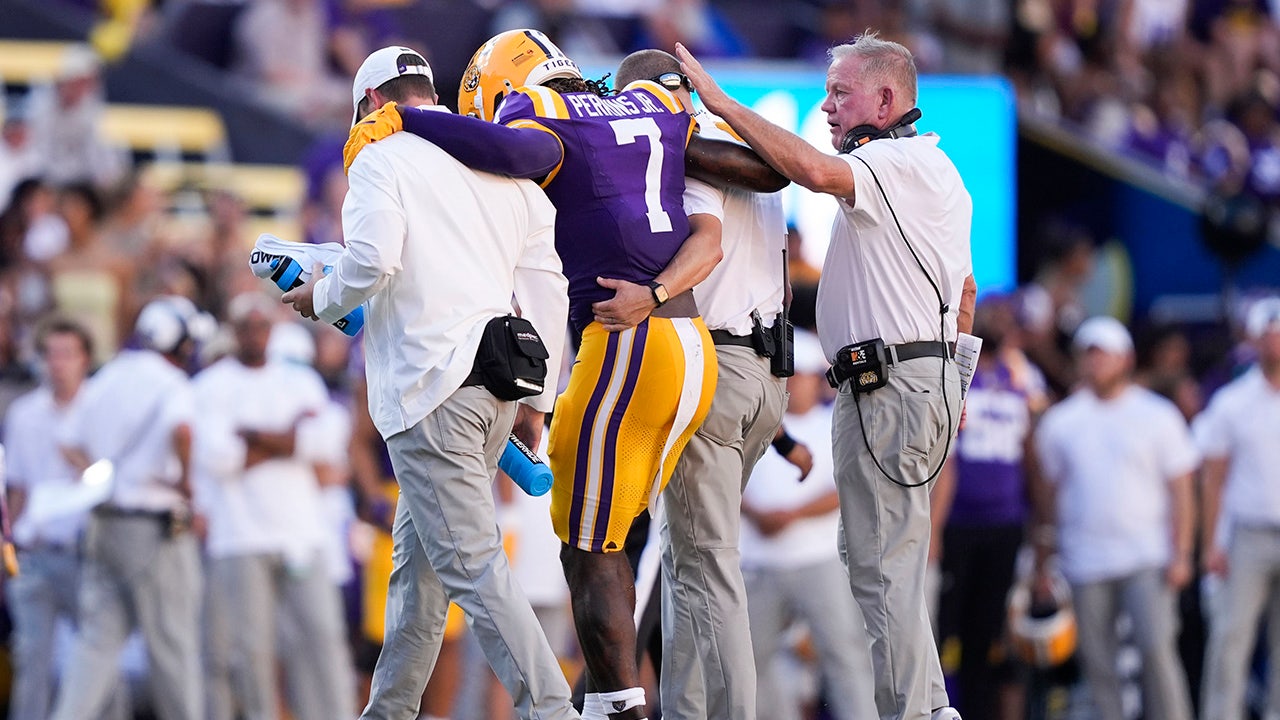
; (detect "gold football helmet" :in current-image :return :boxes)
[1007,566,1078,669]
[458,29,581,121]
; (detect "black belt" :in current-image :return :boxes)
[462,369,485,387]
[17,540,78,555]
[93,505,170,522]
[708,329,755,348]
[885,340,952,365]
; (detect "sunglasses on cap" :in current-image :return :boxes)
[650,71,692,92]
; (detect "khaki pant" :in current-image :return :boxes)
[1072,567,1192,720]
[831,356,959,720]
[363,386,577,720]
[1201,524,1280,720]
[49,513,203,720]
[659,345,785,720]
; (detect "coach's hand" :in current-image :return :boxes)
[675,43,731,116]
[592,277,655,332]
[344,102,404,173]
[282,262,323,320]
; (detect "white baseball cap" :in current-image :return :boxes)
[351,46,434,126]
[1072,316,1133,355]
[1246,297,1280,339]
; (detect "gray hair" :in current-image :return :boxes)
[829,31,918,106]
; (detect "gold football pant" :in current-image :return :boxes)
[549,317,717,553]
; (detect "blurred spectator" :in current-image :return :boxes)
[230,0,352,129]
[1196,297,1280,720]
[46,183,136,365]
[639,0,748,58]
[192,293,355,720]
[1226,89,1280,204]
[3,179,69,269]
[183,189,260,317]
[492,0,648,58]
[1135,323,1203,421]
[929,296,1049,720]
[1195,0,1280,113]
[1019,222,1096,396]
[1123,55,1199,178]
[25,44,127,189]
[784,224,822,289]
[1031,316,1197,720]
[49,296,207,720]
[100,172,165,260]
[739,330,875,720]
[300,135,348,246]
[0,100,41,210]
[930,0,1010,74]
[793,2,863,65]
[3,318,93,720]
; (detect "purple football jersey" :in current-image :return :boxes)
[949,362,1035,527]
[497,85,694,331]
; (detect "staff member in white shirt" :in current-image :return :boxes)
[4,318,93,720]
[1197,298,1280,720]
[49,295,207,720]
[1032,316,1196,720]
[677,32,975,720]
[612,49,788,720]
[282,46,575,720]
[194,293,354,720]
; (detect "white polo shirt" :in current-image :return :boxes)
[1194,367,1280,530]
[4,386,85,547]
[740,404,841,569]
[815,133,973,360]
[314,106,569,439]
[192,357,332,566]
[682,114,787,336]
[1035,385,1198,584]
[59,350,195,512]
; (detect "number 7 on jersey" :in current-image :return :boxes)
[610,117,674,234]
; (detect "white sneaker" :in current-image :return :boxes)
[931,708,962,720]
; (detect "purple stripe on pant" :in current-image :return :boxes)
[568,331,620,549]
[590,320,649,552]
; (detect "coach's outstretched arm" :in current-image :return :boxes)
[676,43,857,201]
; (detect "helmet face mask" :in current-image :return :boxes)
[458,29,582,121]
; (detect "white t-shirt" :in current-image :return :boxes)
[59,350,194,512]
[1194,367,1280,531]
[816,134,973,360]
[681,114,787,336]
[4,386,85,546]
[1035,385,1198,584]
[192,357,332,566]
[315,113,569,439]
[740,404,841,569]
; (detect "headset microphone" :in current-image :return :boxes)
[839,107,923,154]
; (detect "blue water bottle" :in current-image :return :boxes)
[270,257,365,337]
[500,434,554,496]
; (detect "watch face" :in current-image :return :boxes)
[653,283,669,304]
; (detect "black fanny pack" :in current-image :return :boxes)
[473,315,550,401]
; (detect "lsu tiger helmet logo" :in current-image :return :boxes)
[457,29,582,122]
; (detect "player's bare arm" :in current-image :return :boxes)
[676,43,855,199]
[685,134,789,193]
[592,212,723,331]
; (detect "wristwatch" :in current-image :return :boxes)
[648,281,669,307]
